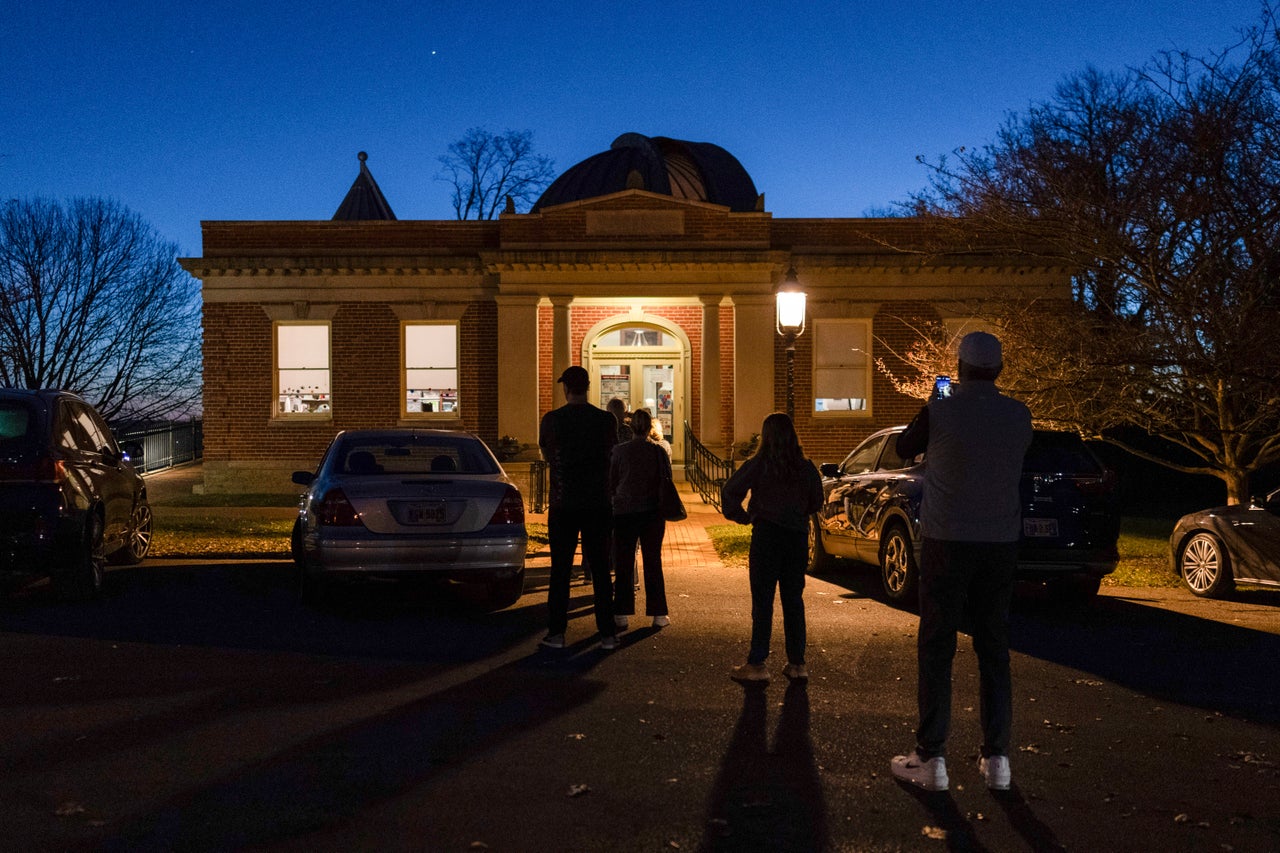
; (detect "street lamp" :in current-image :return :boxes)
[775,265,806,421]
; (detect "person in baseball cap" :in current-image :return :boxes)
[957,331,1003,370]
[889,329,1032,794]
[539,363,620,650]
[556,365,590,393]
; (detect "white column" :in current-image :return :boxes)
[550,296,572,386]
[699,295,722,450]
[496,295,541,443]
[732,294,776,443]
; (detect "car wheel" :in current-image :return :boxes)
[290,518,305,566]
[1180,532,1234,598]
[56,513,106,600]
[879,523,917,605]
[487,570,525,609]
[110,501,152,565]
[807,514,834,574]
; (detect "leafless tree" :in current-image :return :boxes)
[0,197,201,423]
[438,128,556,219]
[904,4,1280,503]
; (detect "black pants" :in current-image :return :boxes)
[547,504,614,637]
[916,537,1017,760]
[612,509,668,616]
[747,520,808,666]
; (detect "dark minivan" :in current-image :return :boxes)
[0,389,152,597]
[809,427,1120,604]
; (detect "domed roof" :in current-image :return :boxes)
[532,133,760,213]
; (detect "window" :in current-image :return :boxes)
[277,323,331,415]
[404,323,459,416]
[813,319,871,415]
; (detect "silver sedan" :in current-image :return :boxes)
[291,429,527,607]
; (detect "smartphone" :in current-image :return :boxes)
[933,375,952,398]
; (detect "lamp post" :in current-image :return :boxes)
[775,265,806,421]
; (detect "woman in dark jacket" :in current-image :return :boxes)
[609,408,672,629]
[720,412,824,683]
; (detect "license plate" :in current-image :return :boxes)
[405,501,448,525]
[1023,518,1059,538]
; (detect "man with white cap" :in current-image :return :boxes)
[890,331,1033,793]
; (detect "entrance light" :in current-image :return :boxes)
[775,266,806,420]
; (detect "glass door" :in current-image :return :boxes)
[590,323,684,460]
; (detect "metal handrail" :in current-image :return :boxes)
[528,459,549,513]
[683,420,735,510]
[115,419,203,474]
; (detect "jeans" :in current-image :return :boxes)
[747,520,808,666]
[547,504,615,637]
[612,509,668,616]
[916,537,1017,759]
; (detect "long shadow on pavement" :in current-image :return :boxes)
[95,648,610,851]
[812,559,1280,727]
[700,681,826,852]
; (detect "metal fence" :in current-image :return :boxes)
[527,459,549,513]
[683,420,735,510]
[115,419,204,474]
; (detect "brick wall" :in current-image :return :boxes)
[202,299,498,491]
[771,300,943,465]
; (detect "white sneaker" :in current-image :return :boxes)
[600,634,618,650]
[891,750,949,791]
[652,615,670,627]
[540,633,565,649]
[979,755,1011,790]
[614,615,629,629]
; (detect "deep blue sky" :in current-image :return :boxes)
[1,1,1267,256]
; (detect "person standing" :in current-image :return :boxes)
[720,412,823,684]
[539,365,620,650]
[889,331,1033,792]
[606,397,635,443]
[609,408,671,630]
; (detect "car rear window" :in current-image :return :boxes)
[1024,432,1104,476]
[0,402,35,447]
[336,436,500,476]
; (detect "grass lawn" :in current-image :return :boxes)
[707,517,1180,588]
[148,513,550,560]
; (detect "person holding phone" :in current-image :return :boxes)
[889,332,1032,793]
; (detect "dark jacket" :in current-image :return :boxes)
[721,454,824,532]
[539,402,619,511]
[609,438,671,515]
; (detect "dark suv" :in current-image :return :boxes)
[0,389,152,597]
[809,427,1120,604]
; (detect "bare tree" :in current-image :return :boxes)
[905,5,1280,503]
[438,128,556,219]
[0,197,201,423]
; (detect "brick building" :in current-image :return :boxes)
[180,135,1066,493]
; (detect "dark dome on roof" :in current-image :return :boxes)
[532,133,760,212]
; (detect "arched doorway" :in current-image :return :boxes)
[585,318,689,462]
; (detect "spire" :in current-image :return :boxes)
[333,151,397,221]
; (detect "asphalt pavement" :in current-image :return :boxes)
[0,464,1274,851]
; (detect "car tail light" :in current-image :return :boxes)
[488,486,525,525]
[1074,469,1118,497]
[1,456,66,483]
[316,488,364,527]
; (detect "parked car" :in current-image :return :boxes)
[1169,488,1280,598]
[0,389,152,598]
[291,428,527,607]
[808,426,1121,604]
